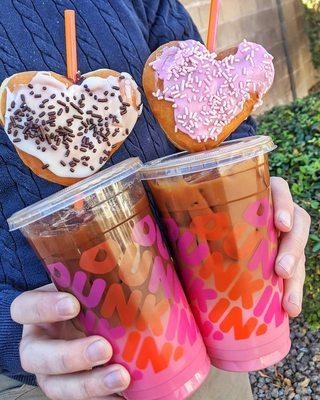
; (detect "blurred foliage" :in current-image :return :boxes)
[258,93,320,329]
[301,0,320,69]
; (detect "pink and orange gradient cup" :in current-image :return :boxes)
[142,136,291,372]
[8,158,210,400]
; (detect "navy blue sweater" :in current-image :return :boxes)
[0,0,256,385]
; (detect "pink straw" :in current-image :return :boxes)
[206,0,220,52]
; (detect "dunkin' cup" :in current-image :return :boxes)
[8,158,210,400]
[141,136,291,372]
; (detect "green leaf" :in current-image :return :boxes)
[313,242,320,252]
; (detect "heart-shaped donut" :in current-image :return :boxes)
[143,39,274,152]
[0,69,142,186]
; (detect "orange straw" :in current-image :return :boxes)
[206,0,220,52]
[64,10,78,82]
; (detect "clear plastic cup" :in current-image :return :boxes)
[8,158,210,400]
[141,136,291,372]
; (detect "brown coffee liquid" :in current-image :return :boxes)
[148,155,272,272]
[24,191,156,328]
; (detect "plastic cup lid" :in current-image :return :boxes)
[8,158,143,231]
[140,136,276,180]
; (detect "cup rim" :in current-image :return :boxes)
[140,135,276,180]
[7,158,142,231]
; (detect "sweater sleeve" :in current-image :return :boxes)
[0,286,36,385]
[0,286,24,377]
[143,0,202,51]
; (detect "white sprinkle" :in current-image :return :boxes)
[152,89,161,97]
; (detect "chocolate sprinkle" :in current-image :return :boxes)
[70,102,84,115]
[60,160,66,166]
[42,164,49,169]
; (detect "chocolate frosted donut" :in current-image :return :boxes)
[143,39,274,152]
[0,69,142,185]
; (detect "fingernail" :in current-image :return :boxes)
[278,254,295,276]
[289,293,301,308]
[278,211,292,228]
[56,297,77,317]
[104,368,127,390]
[86,340,110,365]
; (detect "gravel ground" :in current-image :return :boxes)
[250,314,320,400]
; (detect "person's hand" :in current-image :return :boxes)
[11,284,130,400]
[271,177,311,317]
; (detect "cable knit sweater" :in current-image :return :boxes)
[0,0,256,385]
